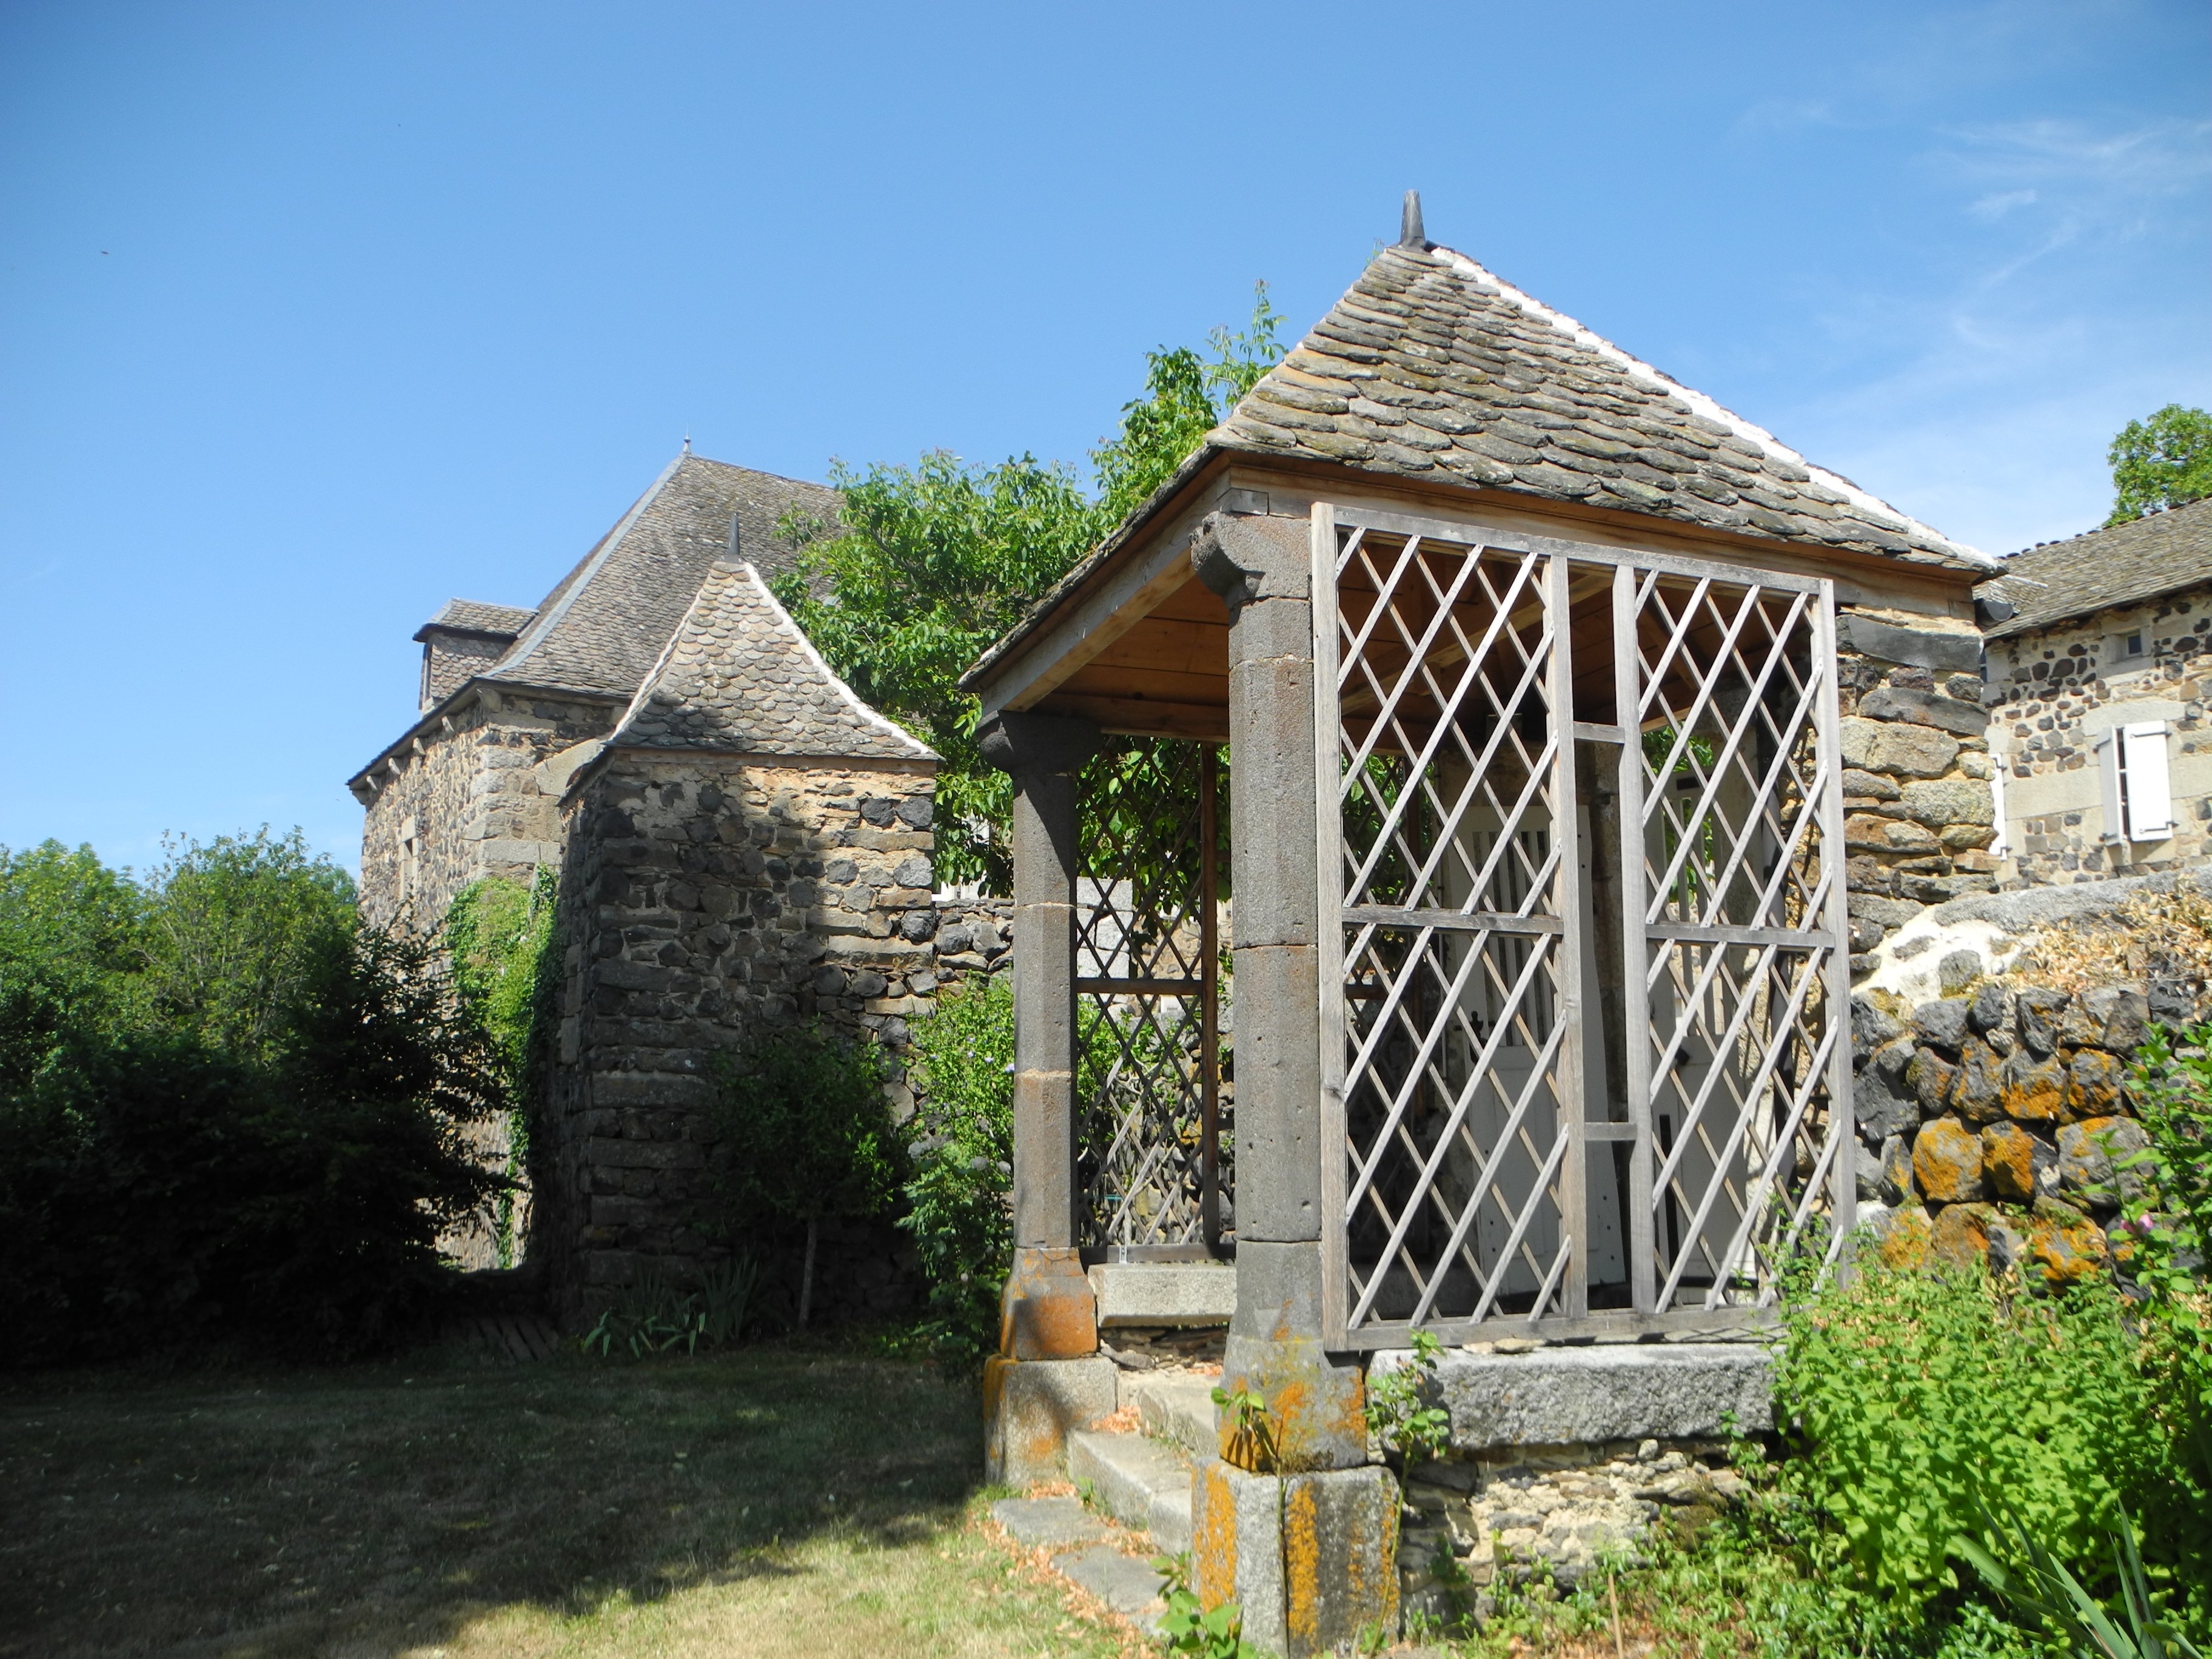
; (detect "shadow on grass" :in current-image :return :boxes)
[0,1334,999,1658]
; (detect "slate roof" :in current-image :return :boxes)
[1213,243,1992,571]
[1976,497,2212,640]
[415,598,535,640]
[609,560,935,762]
[488,453,841,698]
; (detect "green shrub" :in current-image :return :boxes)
[1776,1257,2195,1624]
[2125,1022,2212,1464]
[899,974,1014,1359]
[0,926,506,1362]
[444,869,556,1265]
[0,833,508,1364]
[706,1021,900,1328]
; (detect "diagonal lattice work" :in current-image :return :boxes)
[1074,737,1230,1253]
[1313,506,1853,1346]
[1625,568,1852,1313]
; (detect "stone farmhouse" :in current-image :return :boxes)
[1976,497,2212,886]
[348,452,999,1321]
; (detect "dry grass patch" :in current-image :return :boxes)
[0,1339,1128,1659]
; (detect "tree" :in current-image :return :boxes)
[2106,403,2212,526]
[773,285,1284,887]
[707,1022,900,1327]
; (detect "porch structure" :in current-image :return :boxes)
[965,198,1994,1653]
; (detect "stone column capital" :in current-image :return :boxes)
[976,709,1106,780]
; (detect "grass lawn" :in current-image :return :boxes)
[0,1339,1136,1659]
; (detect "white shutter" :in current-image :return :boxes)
[1989,759,2009,857]
[2097,731,2122,844]
[2122,722,2175,840]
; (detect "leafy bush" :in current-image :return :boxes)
[899,974,1014,1358]
[2125,1021,2212,1472]
[0,833,509,1364]
[706,1021,900,1327]
[444,869,556,1265]
[1776,1256,2203,1630]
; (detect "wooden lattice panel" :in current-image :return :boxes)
[1313,504,1852,1346]
[1074,738,1228,1253]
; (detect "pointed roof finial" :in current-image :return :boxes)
[1399,190,1427,250]
[682,432,692,454]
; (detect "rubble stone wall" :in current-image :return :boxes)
[357,688,620,933]
[1985,585,2212,886]
[538,748,1011,1324]
[1834,608,2001,969]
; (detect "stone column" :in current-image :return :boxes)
[976,710,1115,1486]
[1190,511,1396,1656]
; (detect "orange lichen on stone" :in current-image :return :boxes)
[2025,1198,2109,1287]
[1999,1052,2066,1124]
[1981,1122,2039,1202]
[2066,1050,2125,1121]
[1930,1202,1997,1270]
[1876,1206,1932,1268]
[1191,1462,1238,1613]
[1914,1117,1986,1203]
[1282,1476,1321,1646]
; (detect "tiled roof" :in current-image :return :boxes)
[1976,497,2212,640]
[416,598,535,640]
[609,560,936,762]
[489,453,842,697]
[1213,243,1994,571]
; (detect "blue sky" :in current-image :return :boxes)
[2,1,2206,874]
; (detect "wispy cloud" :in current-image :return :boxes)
[1968,188,2036,221]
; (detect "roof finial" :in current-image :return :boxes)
[1399,189,1427,250]
[682,431,692,454]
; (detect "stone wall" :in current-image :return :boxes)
[356,687,620,932]
[1985,585,2212,886]
[538,747,1011,1324]
[1842,873,2207,1287]
[1835,608,2000,969]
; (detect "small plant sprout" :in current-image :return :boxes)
[1210,1384,1279,1475]
[1365,1328,1452,1473]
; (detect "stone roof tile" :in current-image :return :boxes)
[488,454,841,697]
[609,561,935,763]
[1977,496,2212,638]
[1211,244,1992,572]
[419,598,535,638]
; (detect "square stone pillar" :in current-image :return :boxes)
[1190,509,1389,1654]
[977,711,1109,1484]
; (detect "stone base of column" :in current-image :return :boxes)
[982,1354,1116,1487]
[1193,1458,1400,1657]
[1221,1241,1367,1470]
[999,1245,1098,1359]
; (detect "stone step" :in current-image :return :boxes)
[1123,1373,1217,1463]
[1067,1429,1193,1554]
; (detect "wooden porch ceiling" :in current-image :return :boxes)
[1028,572,1233,742]
[1022,547,1812,746]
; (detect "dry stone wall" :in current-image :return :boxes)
[539,749,1011,1324]
[1985,586,2212,885]
[1845,874,2202,1287]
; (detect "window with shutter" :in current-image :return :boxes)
[2121,722,2174,840]
[2096,722,2174,845]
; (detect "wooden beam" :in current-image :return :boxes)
[1034,692,1232,743]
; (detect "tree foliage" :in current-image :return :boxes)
[707,1021,900,1325]
[2107,403,2212,526]
[0,833,507,1363]
[773,286,1283,886]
